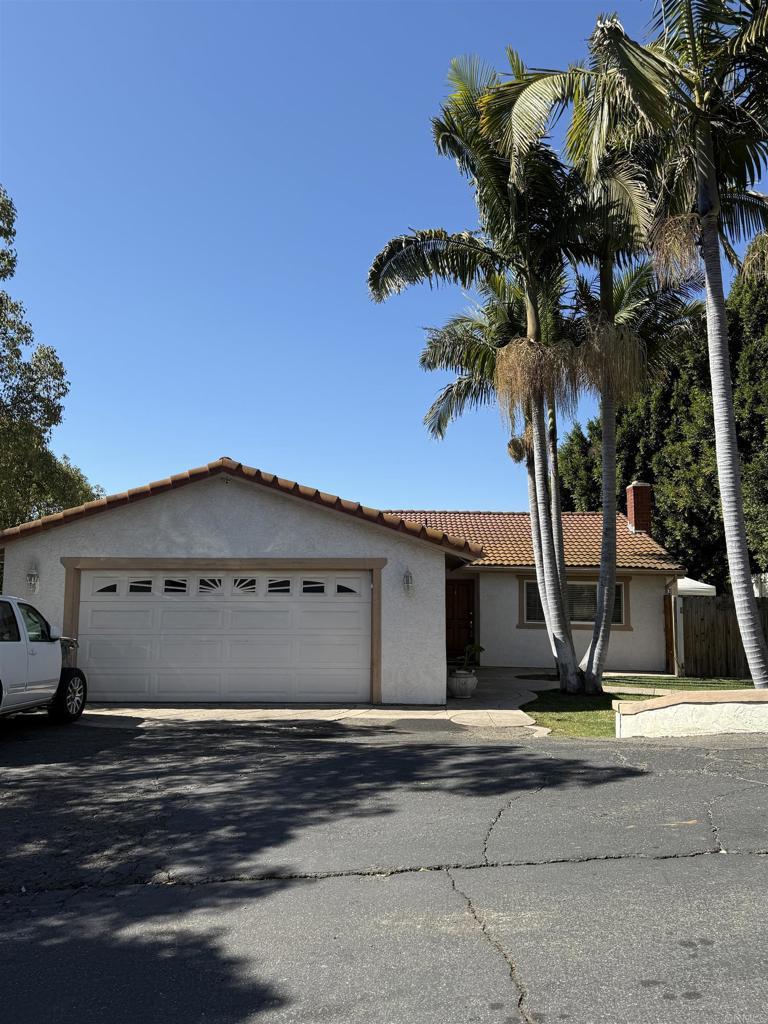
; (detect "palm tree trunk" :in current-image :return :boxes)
[700,216,768,688]
[526,447,556,659]
[547,397,570,619]
[696,123,768,688]
[581,255,618,693]
[530,394,580,692]
[582,373,615,693]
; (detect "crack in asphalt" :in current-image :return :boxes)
[482,786,546,865]
[706,797,730,854]
[5,844,767,903]
[446,867,534,1024]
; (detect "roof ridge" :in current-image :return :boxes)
[388,509,530,516]
[0,457,484,560]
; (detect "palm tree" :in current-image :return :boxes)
[418,273,573,662]
[572,261,704,686]
[480,1,768,686]
[421,261,703,691]
[368,58,585,690]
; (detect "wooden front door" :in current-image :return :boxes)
[446,579,476,659]
[663,593,675,675]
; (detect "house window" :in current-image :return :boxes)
[302,579,325,594]
[267,578,291,595]
[233,577,257,594]
[524,580,624,626]
[128,579,152,594]
[163,578,188,594]
[198,577,222,594]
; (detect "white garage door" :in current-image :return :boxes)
[78,569,371,703]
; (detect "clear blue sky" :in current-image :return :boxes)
[2,1,657,510]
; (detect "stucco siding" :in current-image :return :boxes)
[475,570,668,673]
[1,476,448,704]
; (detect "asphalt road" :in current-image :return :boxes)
[2,711,767,1024]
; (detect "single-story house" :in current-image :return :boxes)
[0,458,683,705]
[392,478,682,675]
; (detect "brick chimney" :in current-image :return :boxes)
[626,480,652,534]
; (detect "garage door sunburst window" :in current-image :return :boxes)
[198,577,223,594]
[233,577,257,594]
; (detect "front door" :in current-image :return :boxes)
[446,579,475,659]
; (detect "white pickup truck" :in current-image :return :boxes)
[0,595,87,722]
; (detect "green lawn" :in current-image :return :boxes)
[522,690,649,738]
[523,676,756,738]
[605,675,751,691]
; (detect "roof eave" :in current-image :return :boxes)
[0,459,484,561]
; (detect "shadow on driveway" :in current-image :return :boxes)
[1,712,641,1023]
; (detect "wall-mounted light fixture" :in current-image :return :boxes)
[26,566,39,593]
[402,568,414,593]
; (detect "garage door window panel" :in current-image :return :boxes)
[336,577,361,595]
[198,577,223,595]
[163,578,188,595]
[233,577,258,595]
[267,578,291,595]
[94,578,120,595]
[301,579,326,595]
[128,579,153,594]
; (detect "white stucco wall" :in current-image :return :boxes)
[1,476,449,704]
[473,570,669,673]
[616,693,768,738]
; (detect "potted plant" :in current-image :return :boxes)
[447,643,485,698]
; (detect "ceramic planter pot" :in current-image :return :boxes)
[447,669,478,699]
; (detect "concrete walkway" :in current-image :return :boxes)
[85,667,556,733]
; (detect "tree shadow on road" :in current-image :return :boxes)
[0,713,642,1023]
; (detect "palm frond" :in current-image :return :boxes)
[419,317,499,379]
[719,188,768,243]
[592,15,687,122]
[368,230,505,301]
[423,374,496,440]
[479,67,583,158]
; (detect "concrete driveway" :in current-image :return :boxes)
[2,711,768,1024]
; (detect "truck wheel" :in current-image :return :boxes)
[48,669,87,723]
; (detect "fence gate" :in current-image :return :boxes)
[682,595,768,678]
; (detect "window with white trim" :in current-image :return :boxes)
[198,577,223,594]
[524,580,625,626]
[267,578,291,595]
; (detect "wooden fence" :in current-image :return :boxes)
[682,595,768,678]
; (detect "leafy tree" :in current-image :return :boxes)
[481,0,768,685]
[0,185,100,536]
[560,257,768,591]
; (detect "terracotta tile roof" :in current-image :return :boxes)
[386,510,683,573]
[0,458,483,560]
